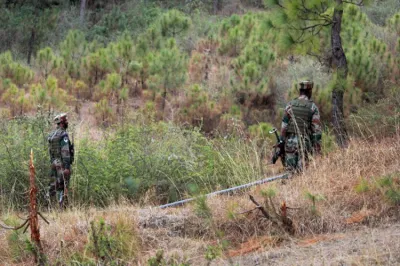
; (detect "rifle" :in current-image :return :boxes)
[269,128,285,166]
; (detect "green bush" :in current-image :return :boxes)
[0,112,267,210]
[348,87,400,139]
[0,112,51,210]
[72,121,264,206]
[85,217,139,265]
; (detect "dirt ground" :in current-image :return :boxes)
[211,223,400,266]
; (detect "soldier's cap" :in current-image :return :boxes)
[299,80,313,90]
[54,113,68,124]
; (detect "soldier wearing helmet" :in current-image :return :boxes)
[47,113,74,206]
[280,80,322,172]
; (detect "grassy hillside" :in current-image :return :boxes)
[0,0,399,264]
[0,135,399,265]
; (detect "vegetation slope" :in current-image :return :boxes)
[0,0,399,265]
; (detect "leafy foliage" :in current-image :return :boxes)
[0,0,399,213]
[86,217,139,265]
[149,38,188,113]
[159,9,191,37]
[304,190,326,215]
[348,86,400,138]
[1,82,31,116]
[0,52,33,86]
[0,113,51,209]
[60,30,88,79]
[30,76,69,112]
[36,47,62,79]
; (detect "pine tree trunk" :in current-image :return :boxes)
[213,0,219,14]
[331,0,349,148]
[27,27,36,65]
[80,0,86,25]
[162,86,167,117]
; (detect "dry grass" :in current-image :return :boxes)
[0,135,399,265]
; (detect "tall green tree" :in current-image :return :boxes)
[37,47,62,79]
[1,82,31,116]
[113,34,142,87]
[30,75,68,112]
[388,12,400,34]
[104,72,122,104]
[149,38,188,115]
[265,0,372,147]
[233,42,275,93]
[83,47,114,93]
[159,9,191,38]
[0,0,60,64]
[60,30,88,79]
[0,51,33,86]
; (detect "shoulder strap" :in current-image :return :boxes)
[48,129,60,141]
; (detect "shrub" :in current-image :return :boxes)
[348,87,400,139]
[70,121,266,206]
[0,52,33,87]
[86,217,139,264]
[0,113,51,210]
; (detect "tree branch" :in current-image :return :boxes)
[295,21,332,32]
[298,0,333,22]
[0,218,29,231]
[38,212,50,225]
[249,195,271,219]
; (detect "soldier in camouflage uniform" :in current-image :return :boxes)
[47,113,74,207]
[280,81,322,172]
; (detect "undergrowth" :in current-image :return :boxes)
[0,113,266,211]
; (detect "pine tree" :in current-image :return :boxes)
[83,47,114,96]
[219,14,249,56]
[95,98,114,126]
[233,41,275,93]
[37,47,62,79]
[114,34,142,87]
[265,0,373,147]
[104,72,122,104]
[60,30,88,79]
[1,83,31,116]
[388,12,400,35]
[30,75,68,112]
[0,52,33,87]
[3,0,60,64]
[159,9,191,38]
[149,38,188,116]
[136,37,151,90]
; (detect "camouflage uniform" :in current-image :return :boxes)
[281,90,322,172]
[47,114,73,203]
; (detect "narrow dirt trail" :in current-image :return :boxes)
[212,223,400,266]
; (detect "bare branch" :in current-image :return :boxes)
[295,22,332,32]
[249,195,271,219]
[38,212,50,225]
[0,218,29,231]
[23,223,30,234]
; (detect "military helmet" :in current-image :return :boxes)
[54,113,68,124]
[299,80,313,90]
